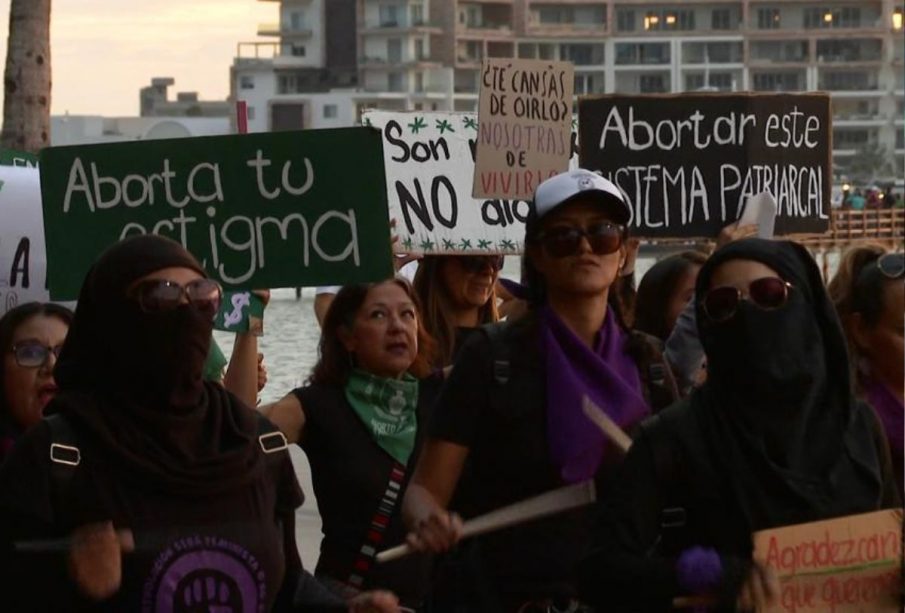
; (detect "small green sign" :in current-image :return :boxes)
[39,128,394,300]
[0,148,39,167]
[214,290,266,335]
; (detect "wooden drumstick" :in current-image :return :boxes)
[377,479,596,564]
[582,395,633,453]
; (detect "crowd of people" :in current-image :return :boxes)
[0,168,901,612]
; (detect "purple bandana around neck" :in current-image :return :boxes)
[862,373,904,460]
[541,305,650,483]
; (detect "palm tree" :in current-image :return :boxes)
[1,0,51,153]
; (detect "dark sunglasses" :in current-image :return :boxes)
[703,277,793,323]
[9,341,63,368]
[876,253,904,279]
[535,222,625,259]
[128,278,223,316]
[458,255,504,274]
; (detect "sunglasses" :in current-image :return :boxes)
[458,255,504,274]
[876,253,904,279]
[9,341,63,368]
[535,222,624,259]
[703,277,793,323]
[128,278,223,316]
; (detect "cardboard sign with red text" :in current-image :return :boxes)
[753,508,903,613]
[473,58,573,200]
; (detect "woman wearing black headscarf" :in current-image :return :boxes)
[578,238,900,611]
[0,235,397,612]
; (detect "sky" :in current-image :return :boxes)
[0,0,275,116]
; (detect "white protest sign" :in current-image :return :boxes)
[365,110,577,255]
[0,166,51,315]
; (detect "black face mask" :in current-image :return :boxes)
[109,301,213,410]
[703,292,825,412]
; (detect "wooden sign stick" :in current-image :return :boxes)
[376,479,596,564]
[582,396,633,453]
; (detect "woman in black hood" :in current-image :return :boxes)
[578,238,900,611]
[0,235,398,612]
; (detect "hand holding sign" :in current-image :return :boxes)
[214,291,266,336]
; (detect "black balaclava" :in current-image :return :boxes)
[691,238,884,529]
[52,235,263,496]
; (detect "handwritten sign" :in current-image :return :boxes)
[473,58,574,200]
[0,149,39,168]
[214,290,265,335]
[579,93,832,238]
[39,128,394,300]
[365,111,578,254]
[0,166,51,315]
[753,508,903,613]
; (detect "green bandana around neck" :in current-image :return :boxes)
[344,369,419,465]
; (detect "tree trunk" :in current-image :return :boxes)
[1,0,51,153]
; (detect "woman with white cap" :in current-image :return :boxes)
[400,169,679,611]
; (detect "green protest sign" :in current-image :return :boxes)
[0,149,39,168]
[215,290,266,335]
[39,128,394,300]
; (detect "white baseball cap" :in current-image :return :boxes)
[532,169,630,224]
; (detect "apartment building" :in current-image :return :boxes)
[231,0,904,177]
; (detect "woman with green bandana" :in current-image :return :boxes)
[265,278,439,609]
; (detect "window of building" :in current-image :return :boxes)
[290,11,305,31]
[643,9,695,31]
[411,3,424,25]
[323,104,338,119]
[616,42,670,65]
[380,5,399,27]
[820,71,874,90]
[575,73,604,95]
[894,9,904,30]
[752,72,802,91]
[246,106,256,121]
[686,72,734,90]
[291,44,306,57]
[711,8,732,30]
[640,74,668,93]
[896,130,904,149]
[387,39,402,63]
[757,8,780,29]
[560,44,602,66]
[239,75,254,90]
[834,129,872,147]
[617,9,636,32]
[414,39,425,60]
[538,43,556,60]
[817,39,882,63]
[519,43,537,59]
[804,7,861,29]
[388,72,403,92]
[414,72,424,92]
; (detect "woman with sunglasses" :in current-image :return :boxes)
[0,302,73,463]
[412,255,501,370]
[264,278,438,610]
[829,247,904,498]
[0,235,398,612]
[401,169,678,611]
[578,238,900,612]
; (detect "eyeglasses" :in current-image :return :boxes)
[877,253,904,279]
[535,222,624,259]
[703,277,793,323]
[10,341,63,368]
[128,278,222,316]
[458,255,504,274]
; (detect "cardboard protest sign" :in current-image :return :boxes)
[753,508,903,613]
[214,290,265,336]
[473,58,574,200]
[0,149,39,168]
[39,128,394,300]
[579,93,832,238]
[365,110,578,254]
[0,166,51,315]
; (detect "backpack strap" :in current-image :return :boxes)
[639,412,690,558]
[627,331,680,413]
[45,414,82,522]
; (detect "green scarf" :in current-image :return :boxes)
[345,369,419,465]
